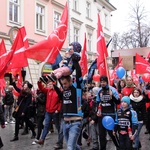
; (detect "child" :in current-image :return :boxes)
[48,42,82,81]
[113,96,138,150]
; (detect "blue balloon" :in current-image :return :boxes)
[116,67,126,79]
[102,116,114,130]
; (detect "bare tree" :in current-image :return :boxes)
[112,0,150,50]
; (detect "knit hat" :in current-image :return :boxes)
[121,96,130,105]
[27,82,33,89]
[100,75,108,83]
[23,81,33,89]
[70,42,82,53]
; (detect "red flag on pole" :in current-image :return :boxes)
[0,78,6,96]
[25,3,68,64]
[96,14,108,76]
[80,33,88,76]
[0,48,15,78]
[0,39,7,65]
[135,53,150,74]
[8,26,29,69]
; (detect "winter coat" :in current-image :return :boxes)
[38,82,61,113]
[130,94,147,123]
[36,91,46,116]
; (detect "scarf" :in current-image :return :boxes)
[130,94,143,102]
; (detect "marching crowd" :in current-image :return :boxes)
[0,42,150,150]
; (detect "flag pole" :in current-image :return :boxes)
[27,65,35,90]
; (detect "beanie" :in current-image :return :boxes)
[100,75,108,83]
[70,42,82,53]
[27,82,33,89]
[121,96,130,105]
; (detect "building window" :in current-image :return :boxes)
[74,27,79,42]
[9,0,20,24]
[87,33,92,52]
[86,1,91,18]
[36,4,45,32]
[54,11,61,29]
[73,0,78,12]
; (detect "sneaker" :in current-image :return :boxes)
[53,144,63,149]
[5,122,8,125]
[9,121,15,124]
[32,141,36,145]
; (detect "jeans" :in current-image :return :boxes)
[56,118,64,146]
[133,122,143,148]
[41,112,60,140]
[90,122,99,149]
[4,105,13,122]
[63,120,82,150]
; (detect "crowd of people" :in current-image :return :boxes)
[0,42,150,150]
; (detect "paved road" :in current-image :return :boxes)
[0,123,150,150]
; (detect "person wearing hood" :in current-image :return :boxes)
[113,96,138,150]
[130,88,147,149]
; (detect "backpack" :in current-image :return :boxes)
[3,91,14,105]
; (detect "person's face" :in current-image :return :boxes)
[120,81,125,87]
[47,82,54,89]
[126,77,133,85]
[121,101,129,109]
[68,45,74,55]
[133,90,140,97]
[61,78,72,90]
[23,83,28,90]
[100,81,107,87]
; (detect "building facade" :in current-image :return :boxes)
[0,0,115,88]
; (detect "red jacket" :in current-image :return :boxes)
[38,81,62,113]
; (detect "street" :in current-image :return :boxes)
[0,123,150,150]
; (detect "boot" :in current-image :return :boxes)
[10,136,19,142]
[35,139,44,145]
[0,137,3,148]
[31,131,36,139]
[21,129,28,135]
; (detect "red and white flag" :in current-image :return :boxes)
[0,39,7,65]
[135,53,150,74]
[25,3,68,64]
[96,14,108,76]
[8,26,29,69]
[80,33,88,77]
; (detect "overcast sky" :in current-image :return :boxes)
[109,0,150,33]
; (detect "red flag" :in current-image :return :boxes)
[80,33,88,76]
[0,78,6,96]
[8,27,29,69]
[0,48,15,78]
[97,14,108,76]
[135,53,150,74]
[131,69,139,85]
[0,39,7,66]
[25,3,68,64]
[20,26,29,48]
[0,39,7,65]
